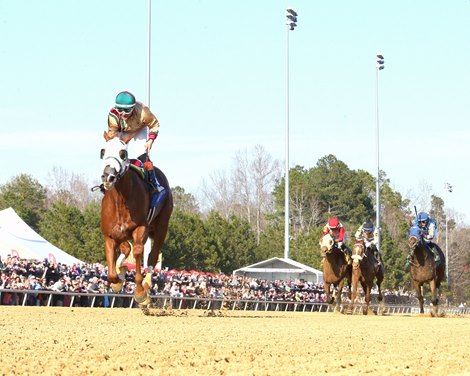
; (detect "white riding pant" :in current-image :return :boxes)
[127,127,149,159]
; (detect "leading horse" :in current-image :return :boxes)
[99,133,173,306]
[348,239,384,315]
[320,234,352,312]
[408,226,445,317]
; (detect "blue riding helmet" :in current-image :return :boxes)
[417,212,429,223]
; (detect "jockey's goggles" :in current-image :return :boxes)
[115,106,134,115]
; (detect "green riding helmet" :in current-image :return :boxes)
[115,91,136,112]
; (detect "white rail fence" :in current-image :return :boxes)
[1,288,469,316]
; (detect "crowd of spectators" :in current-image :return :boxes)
[0,254,421,308]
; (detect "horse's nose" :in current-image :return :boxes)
[101,174,116,183]
[102,166,117,183]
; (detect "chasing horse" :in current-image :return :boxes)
[98,132,173,306]
[408,225,445,317]
[319,233,352,312]
[348,239,384,315]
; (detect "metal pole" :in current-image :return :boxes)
[444,182,452,283]
[144,0,152,267]
[147,0,152,106]
[375,66,380,250]
[445,215,449,282]
[284,25,290,260]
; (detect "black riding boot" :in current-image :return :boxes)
[374,249,382,265]
[428,244,440,265]
[138,154,164,194]
[147,168,164,194]
[341,244,352,265]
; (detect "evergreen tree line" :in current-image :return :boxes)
[0,154,468,303]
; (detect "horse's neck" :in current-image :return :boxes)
[326,248,343,264]
[413,244,430,262]
[115,170,140,197]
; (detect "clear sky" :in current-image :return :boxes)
[1,1,469,224]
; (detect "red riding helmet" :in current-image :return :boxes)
[327,217,340,230]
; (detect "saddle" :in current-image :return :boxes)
[129,159,147,179]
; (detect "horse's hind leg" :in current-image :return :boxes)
[144,206,172,295]
[147,205,172,271]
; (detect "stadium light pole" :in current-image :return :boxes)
[444,182,453,283]
[284,8,298,260]
[375,54,384,251]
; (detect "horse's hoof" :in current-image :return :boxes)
[139,297,151,307]
[135,292,149,306]
[110,281,123,293]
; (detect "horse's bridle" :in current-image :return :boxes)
[351,242,365,268]
[101,140,130,190]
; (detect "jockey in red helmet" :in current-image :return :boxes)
[320,217,351,265]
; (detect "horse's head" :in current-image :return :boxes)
[319,233,335,257]
[351,240,365,269]
[100,134,130,190]
[408,225,423,254]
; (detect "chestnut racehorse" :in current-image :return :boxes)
[408,226,445,317]
[320,234,352,312]
[99,133,173,306]
[348,239,384,315]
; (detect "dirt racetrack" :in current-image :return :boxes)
[1,306,469,376]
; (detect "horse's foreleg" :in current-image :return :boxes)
[429,279,439,317]
[111,242,132,290]
[363,284,371,315]
[104,236,119,284]
[413,281,424,314]
[324,283,332,310]
[132,226,150,306]
[376,270,384,315]
[336,279,346,312]
[348,273,359,314]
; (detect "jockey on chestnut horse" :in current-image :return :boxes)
[96,91,173,306]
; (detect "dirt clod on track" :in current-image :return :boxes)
[2,306,469,375]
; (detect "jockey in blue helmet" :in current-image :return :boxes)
[406,211,440,268]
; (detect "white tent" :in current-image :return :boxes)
[233,257,323,284]
[0,207,83,265]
